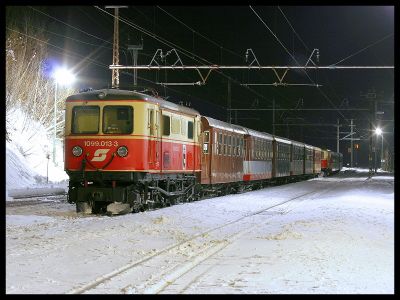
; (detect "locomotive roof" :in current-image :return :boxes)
[201,116,247,135]
[66,89,200,116]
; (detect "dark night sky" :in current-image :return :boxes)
[6,5,395,167]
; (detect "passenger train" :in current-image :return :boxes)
[64,89,343,214]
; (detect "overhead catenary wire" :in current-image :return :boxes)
[275,5,386,139]
[156,6,243,60]
[274,6,356,133]
[102,5,391,141]
[154,5,304,115]
[249,5,351,123]
[329,32,394,66]
[277,6,311,53]
[153,5,318,129]
[20,6,391,143]
[6,26,228,113]
[94,6,274,106]
[28,6,114,47]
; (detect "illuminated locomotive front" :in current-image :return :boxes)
[64,89,201,214]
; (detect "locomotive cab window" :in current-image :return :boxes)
[72,106,100,134]
[103,106,133,134]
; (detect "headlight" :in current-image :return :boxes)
[72,146,83,157]
[117,146,128,157]
[98,91,106,99]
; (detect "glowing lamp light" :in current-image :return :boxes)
[53,68,76,86]
[375,127,382,136]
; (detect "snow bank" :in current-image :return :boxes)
[6,108,68,193]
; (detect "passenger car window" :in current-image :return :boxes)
[218,132,222,155]
[148,109,155,136]
[171,117,181,134]
[188,121,194,139]
[181,119,187,135]
[162,115,170,136]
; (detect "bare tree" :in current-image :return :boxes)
[6,8,75,141]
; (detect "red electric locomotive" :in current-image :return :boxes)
[64,89,201,214]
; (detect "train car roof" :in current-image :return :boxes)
[201,116,247,135]
[304,144,314,149]
[291,140,304,147]
[273,135,292,144]
[66,89,200,116]
[245,128,274,140]
[313,146,322,151]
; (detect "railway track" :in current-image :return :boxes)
[67,179,344,294]
[6,194,67,207]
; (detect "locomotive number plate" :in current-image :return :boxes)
[83,140,119,147]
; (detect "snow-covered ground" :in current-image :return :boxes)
[5,108,394,294]
[6,169,394,294]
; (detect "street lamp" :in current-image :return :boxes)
[53,67,75,165]
[375,127,383,171]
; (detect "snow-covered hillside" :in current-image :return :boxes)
[6,108,68,197]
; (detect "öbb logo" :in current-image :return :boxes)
[91,149,110,162]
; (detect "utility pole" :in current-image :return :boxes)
[350,119,355,167]
[227,79,231,123]
[106,6,127,88]
[335,119,341,153]
[127,37,143,87]
[272,98,275,135]
[373,99,378,173]
[360,88,380,176]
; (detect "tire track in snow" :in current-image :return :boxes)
[68,180,345,294]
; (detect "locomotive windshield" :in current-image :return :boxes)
[103,106,133,134]
[72,106,99,134]
[71,105,133,134]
